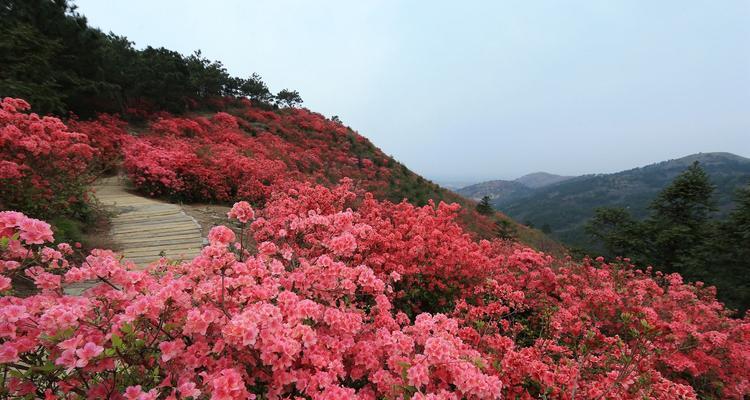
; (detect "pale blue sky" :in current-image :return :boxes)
[75,0,750,184]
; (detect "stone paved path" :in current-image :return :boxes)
[94,176,204,267]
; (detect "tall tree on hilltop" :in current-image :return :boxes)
[237,73,274,103]
[275,89,303,108]
[645,161,716,275]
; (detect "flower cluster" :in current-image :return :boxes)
[0,98,97,218]
[1,210,503,399]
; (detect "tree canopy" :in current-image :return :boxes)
[0,0,301,117]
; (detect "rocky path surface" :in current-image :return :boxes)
[93,176,204,267]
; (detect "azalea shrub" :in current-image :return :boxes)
[2,190,749,399]
[67,114,130,173]
[0,208,502,399]
[122,113,293,203]
[120,105,395,206]
[0,98,97,219]
[251,181,750,398]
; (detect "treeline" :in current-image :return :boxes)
[586,161,750,313]
[0,0,302,118]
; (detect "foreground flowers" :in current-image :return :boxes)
[2,187,749,399]
[0,209,502,399]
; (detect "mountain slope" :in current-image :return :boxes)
[515,172,574,188]
[498,152,750,248]
[456,172,571,203]
[456,180,533,202]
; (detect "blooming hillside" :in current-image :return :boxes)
[2,98,749,398]
[97,98,552,248]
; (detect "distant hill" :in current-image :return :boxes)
[484,152,750,248]
[457,172,571,203]
[515,172,574,189]
[456,180,533,203]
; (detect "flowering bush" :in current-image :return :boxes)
[68,114,130,172]
[249,183,750,398]
[120,105,397,206]
[2,194,748,399]
[0,98,97,219]
[118,103,530,244]
[0,207,502,399]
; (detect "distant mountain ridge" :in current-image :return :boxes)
[515,172,574,188]
[457,172,572,202]
[459,152,750,248]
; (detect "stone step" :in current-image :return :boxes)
[93,177,204,269]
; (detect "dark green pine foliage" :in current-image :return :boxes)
[709,186,750,312]
[644,161,716,276]
[0,0,299,117]
[476,196,494,215]
[586,207,642,262]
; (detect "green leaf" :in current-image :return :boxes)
[121,322,134,335]
[111,333,123,350]
[38,361,58,373]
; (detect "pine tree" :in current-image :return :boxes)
[585,207,644,263]
[710,185,750,312]
[476,196,494,215]
[645,161,716,275]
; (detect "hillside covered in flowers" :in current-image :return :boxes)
[1,95,750,399]
[1,1,749,398]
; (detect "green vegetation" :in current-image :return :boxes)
[0,0,298,117]
[491,153,750,248]
[494,219,517,240]
[586,161,750,313]
[476,196,494,215]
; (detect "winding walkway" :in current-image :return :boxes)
[94,177,204,267]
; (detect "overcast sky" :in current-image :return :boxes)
[75,0,750,184]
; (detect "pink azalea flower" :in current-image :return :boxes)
[18,217,54,244]
[0,276,11,291]
[227,201,255,223]
[74,342,103,368]
[208,226,235,246]
[0,342,19,363]
[210,368,252,400]
[158,339,185,362]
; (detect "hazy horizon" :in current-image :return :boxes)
[75,0,750,183]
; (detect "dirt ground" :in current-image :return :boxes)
[181,203,234,237]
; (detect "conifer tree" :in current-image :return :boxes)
[710,185,750,312]
[476,196,493,215]
[645,161,716,275]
